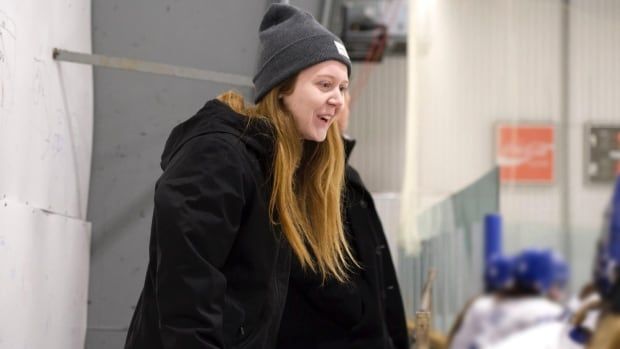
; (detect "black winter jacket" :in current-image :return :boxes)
[276,139,409,349]
[125,99,291,349]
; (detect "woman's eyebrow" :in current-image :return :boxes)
[315,74,349,84]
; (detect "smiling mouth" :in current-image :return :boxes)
[318,115,332,123]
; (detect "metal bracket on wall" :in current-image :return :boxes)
[52,48,253,87]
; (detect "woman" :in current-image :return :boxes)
[124,4,355,349]
[276,91,410,349]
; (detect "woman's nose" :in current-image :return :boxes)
[327,92,344,107]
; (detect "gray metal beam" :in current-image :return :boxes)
[559,0,572,286]
[52,48,253,87]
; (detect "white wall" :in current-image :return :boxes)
[568,0,620,285]
[403,0,620,291]
[0,0,92,347]
[348,56,408,193]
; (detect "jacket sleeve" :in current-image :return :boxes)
[153,135,248,349]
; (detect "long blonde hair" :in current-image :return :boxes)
[217,81,354,282]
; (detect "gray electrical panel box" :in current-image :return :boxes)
[586,124,620,184]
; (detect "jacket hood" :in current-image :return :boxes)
[160,99,274,170]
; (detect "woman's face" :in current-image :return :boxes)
[282,60,349,142]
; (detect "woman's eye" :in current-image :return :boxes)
[317,81,332,89]
[339,85,348,92]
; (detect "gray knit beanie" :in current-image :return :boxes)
[253,3,352,103]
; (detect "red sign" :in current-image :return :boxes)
[496,124,555,184]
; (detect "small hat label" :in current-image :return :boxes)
[334,41,350,59]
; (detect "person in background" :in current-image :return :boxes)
[276,91,410,349]
[586,176,620,349]
[483,256,583,349]
[448,254,515,349]
[124,4,356,349]
[471,249,566,348]
[548,251,570,304]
